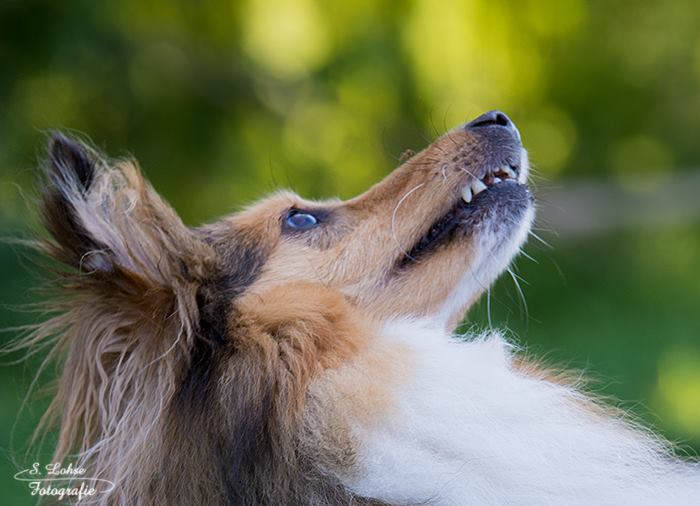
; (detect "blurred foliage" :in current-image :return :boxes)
[3,0,700,224]
[1,0,700,502]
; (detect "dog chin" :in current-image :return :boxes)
[435,202,535,331]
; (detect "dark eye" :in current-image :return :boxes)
[285,210,319,230]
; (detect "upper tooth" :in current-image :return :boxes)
[502,166,517,179]
[493,177,502,183]
[461,185,472,203]
[472,179,487,195]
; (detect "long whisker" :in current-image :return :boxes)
[518,248,538,264]
[509,269,530,286]
[529,231,554,250]
[391,182,426,262]
[507,266,529,327]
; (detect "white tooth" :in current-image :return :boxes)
[503,167,517,179]
[472,179,487,195]
[461,185,472,203]
[493,177,502,183]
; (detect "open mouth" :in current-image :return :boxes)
[459,165,519,204]
[398,163,525,267]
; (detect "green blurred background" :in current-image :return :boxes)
[2,0,700,502]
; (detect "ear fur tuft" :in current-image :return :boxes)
[40,133,218,282]
[49,132,98,190]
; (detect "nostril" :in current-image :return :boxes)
[494,112,510,127]
[465,110,521,142]
[467,110,513,129]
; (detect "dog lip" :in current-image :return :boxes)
[395,129,530,269]
[397,180,530,269]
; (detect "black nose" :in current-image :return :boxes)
[466,110,520,142]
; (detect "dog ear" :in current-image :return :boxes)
[43,133,216,279]
[35,134,223,463]
[39,133,221,335]
[42,133,105,269]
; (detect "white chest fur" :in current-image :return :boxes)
[339,319,700,506]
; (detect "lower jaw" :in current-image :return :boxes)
[437,200,535,328]
[399,181,530,268]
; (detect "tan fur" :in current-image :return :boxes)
[15,124,523,504]
[239,127,494,326]
[236,283,372,412]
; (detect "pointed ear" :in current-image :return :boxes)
[42,133,104,268]
[30,135,225,466]
[40,133,219,313]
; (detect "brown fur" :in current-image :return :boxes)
[16,124,519,504]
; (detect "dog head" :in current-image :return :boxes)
[34,111,533,503]
[205,110,532,331]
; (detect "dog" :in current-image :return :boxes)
[18,110,700,505]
